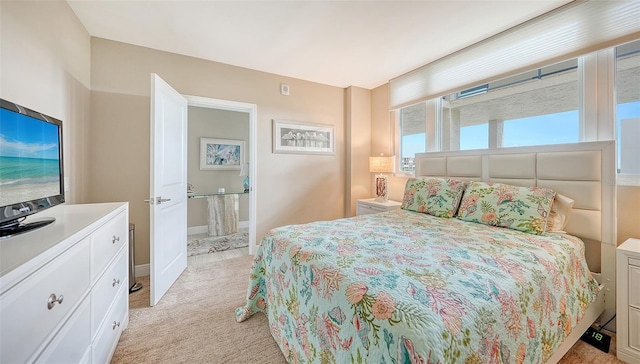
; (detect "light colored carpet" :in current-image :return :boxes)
[187,228,249,256]
[113,255,284,363]
[114,255,624,364]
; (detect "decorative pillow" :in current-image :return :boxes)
[456,181,556,235]
[546,193,575,232]
[401,177,467,218]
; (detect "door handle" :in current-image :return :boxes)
[144,196,172,205]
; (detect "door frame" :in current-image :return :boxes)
[184,95,258,254]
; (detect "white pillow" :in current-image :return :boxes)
[546,193,575,232]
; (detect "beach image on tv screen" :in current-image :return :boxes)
[0,108,61,207]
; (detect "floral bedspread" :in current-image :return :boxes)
[236,210,599,364]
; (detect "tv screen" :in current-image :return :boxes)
[0,98,65,238]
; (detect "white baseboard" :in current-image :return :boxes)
[134,264,150,278]
[188,221,249,235]
[187,225,208,235]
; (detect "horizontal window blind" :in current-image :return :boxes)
[389,0,640,110]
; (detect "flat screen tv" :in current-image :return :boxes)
[0,98,65,238]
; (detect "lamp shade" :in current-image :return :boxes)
[369,156,395,173]
[239,162,249,177]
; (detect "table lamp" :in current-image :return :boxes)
[369,155,395,202]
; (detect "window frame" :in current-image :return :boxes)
[395,99,439,176]
[615,41,640,185]
[393,41,640,185]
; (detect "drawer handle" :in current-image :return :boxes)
[112,278,120,287]
[113,321,121,330]
[47,293,64,310]
[112,235,120,244]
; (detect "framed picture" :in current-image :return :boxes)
[200,138,244,170]
[273,119,335,155]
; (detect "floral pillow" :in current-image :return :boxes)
[456,181,556,235]
[401,177,467,218]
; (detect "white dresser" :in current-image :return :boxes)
[617,238,640,364]
[356,198,402,216]
[0,202,129,364]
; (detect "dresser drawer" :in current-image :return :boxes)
[92,285,128,364]
[36,296,91,364]
[630,264,640,309]
[92,211,127,280]
[630,307,640,352]
[0,237,91,364]
[92,246,127,339]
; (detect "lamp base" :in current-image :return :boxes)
[374,174,389,202]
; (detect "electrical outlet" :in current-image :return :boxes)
[280,84,290,96]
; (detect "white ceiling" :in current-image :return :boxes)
[66,0,571,89]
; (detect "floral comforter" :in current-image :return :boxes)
[236,210,599,364]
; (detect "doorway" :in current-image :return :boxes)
[149,75,257,305]
[184,95,257,264]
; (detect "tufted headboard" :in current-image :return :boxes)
[414,141,617,320]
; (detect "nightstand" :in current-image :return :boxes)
[356,198,402,216]
[617,238,640,363]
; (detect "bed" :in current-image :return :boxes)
[237,141,616,363]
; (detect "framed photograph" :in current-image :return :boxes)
[199,138,244,170]
[273,119,335,155]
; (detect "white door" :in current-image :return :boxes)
[149,73,188,306]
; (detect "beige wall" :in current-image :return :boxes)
[187,107,250,227]
[617,185,640,245]
[345,86,372,216]
[89,38,345,265]
[0,0,91,204]
[371,84,408,202]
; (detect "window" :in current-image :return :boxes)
[399,102,426,173]
[460,124,487,150]
[441,59,579,150]
[615,40,640,177]
[503,110,579,147]
[394,38,640,185]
